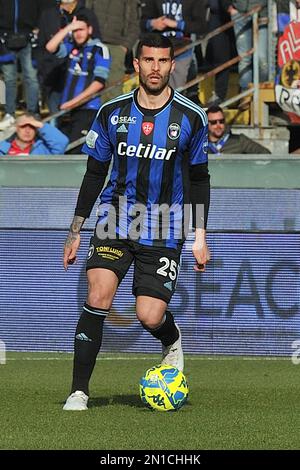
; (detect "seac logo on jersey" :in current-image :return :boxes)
[111,115,119,125]
[111,115,137,125]
[86,130,99,148]
[168,123,181,140]
[142,122,154,135]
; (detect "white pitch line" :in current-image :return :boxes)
[4,356,291,361]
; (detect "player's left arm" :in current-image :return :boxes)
[190,162,211,272]
[189,120,211,272]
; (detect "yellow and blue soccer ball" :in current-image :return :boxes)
[139,364,188,411]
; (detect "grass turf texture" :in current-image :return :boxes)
[0,352,299,450]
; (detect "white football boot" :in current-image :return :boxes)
[63,390,88,411]
[161,324,184,371]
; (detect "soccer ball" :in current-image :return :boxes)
[139,364,188,411]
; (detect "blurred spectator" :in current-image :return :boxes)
[0,0,40,131]
[221,1,268,103]
[39,0,59,9]
[276,0,300,33]
[85,0,141,99]
[207,105,271,154]
[140,0,208,89]
[0,112,69,155]
[37,0,100,114]
[46,15,110,153]
[206,0,236,104]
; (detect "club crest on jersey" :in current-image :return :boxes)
[142,122,154,135]
[87,244,95,260]
[168,123,181,140]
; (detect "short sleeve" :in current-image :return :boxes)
[82,108,113,162]
[189,119,209,166]
[93,44,111,82]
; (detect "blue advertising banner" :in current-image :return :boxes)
[1,187,300,231]
[0,230,299,356]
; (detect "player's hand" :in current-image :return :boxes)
[63,231,81,270]
[151,16,167,31]
[192,237,210,272]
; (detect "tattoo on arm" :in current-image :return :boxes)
[64,216,85,248]
[70,215,85,233]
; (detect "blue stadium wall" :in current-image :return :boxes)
[0,187,300,356]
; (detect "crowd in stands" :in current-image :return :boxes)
[0,0,288,155]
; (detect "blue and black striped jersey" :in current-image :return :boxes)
[82,88,208,248]
[56,38,111,109]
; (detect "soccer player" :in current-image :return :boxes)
[62,33,210,411]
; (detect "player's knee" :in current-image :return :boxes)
[137,310,163,330]
[87,289,112,310]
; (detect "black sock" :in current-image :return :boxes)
[71,303,109,395]
[141,310,179,347]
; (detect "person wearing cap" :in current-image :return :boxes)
[0,112,69,155]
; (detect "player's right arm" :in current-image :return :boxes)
[63,215,84,270]
[63,156,110,270]
[63,104,113,269]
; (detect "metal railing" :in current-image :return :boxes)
[43,3,275,150]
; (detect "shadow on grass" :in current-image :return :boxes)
[89,394,145,409]
[90,395,192,412]
[59,395,192,411]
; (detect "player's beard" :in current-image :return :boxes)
[139,71,171,95]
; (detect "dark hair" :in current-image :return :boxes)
[75,14,92,27]
[135,33,174,60]
[206,105,224,115]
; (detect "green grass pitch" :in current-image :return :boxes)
[0,352,299,450]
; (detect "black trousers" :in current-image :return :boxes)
[206,12,236,100]
[59,108,97,154]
